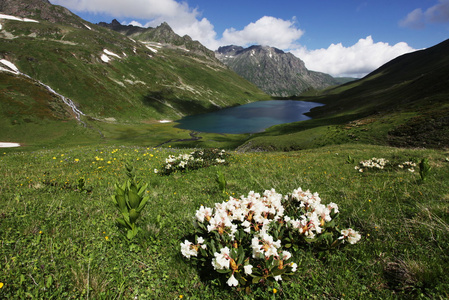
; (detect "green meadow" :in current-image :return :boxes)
[1,143,448,299]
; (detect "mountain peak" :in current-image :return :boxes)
[111,19,121,26]
[216,44,338,97]
[158,22,172,30]
[0,0,86,28]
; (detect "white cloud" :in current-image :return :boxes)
[290,36,416,78]
[220,16,304,49]
[51,0,186,19]
[399,8,425,29]
[400,0,449,28]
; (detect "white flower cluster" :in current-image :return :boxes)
[180,237,207,259]
[287,188,340,239]
[354,157,389,172]
[338,228,362,245]
[182,187,360,287]
[196,189,285,239]
[398,161,417,173]
[164,153,196,170]
[154,149,227,174]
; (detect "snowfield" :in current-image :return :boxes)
[0,142,20,148]
[101,49,121,63]
[0,13,39,23]
[0,59,19,73]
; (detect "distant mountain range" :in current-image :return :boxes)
[216,45,354,97]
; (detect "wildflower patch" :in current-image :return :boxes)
[181,187,361,290]
[154,148,229,175]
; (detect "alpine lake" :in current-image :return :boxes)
[176,100,324,134]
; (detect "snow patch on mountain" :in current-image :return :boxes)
[100,54,111,63]
[0,142,20,148]
[145,45,158,53]
[0,59,20,73]
[0,13,39,23]
[103,49,121,58]
[101,49,122,63]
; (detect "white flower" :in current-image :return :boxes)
[244,264,253,275]
[180,240,198,259]
[153,169,158,173]
[197,236,205,244]
[195,206,213,223]
[327,202,339,214]
[408,168,415,173]
[227,274,239,287]
[212,247,231,270]
[290,262,297,272]
[254,233,281,258]
[282,250,292,260]
[339,228,362,244]
[273,275,282,281]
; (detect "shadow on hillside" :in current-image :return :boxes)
[142,89,216,116]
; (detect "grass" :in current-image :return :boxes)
[1,143,449,299]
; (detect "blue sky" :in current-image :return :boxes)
[49,0,449,77]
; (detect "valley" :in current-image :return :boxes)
[1,1,449,299]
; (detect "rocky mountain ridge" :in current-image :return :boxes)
[97,20,216,60]
[216,45,342,97]
[0,0,89,28]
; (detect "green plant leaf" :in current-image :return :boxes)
[136,196,150,213]
[128,189,141,209]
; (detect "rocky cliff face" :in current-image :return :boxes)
[216,45,339,97]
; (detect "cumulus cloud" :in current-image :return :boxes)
[220,16,304,49]
[50,0,219,48]
[400,0,449,28]
[290,36,416,78]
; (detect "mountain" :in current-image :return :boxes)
[237,38,449,151]
[97,20,215,60]
[216,45,342,97]
[0,0,89,28]
[0,0,269,146]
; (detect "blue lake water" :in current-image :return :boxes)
[175,100,324,134]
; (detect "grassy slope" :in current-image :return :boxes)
[238,39,449,151]
[0,17,269,147]
[1,144,448,299]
